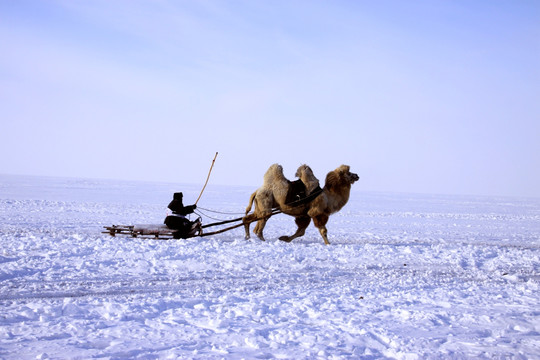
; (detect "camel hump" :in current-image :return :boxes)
[285,179,307,205]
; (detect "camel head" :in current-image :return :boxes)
[341,165,359,184]
[324,165,359,190]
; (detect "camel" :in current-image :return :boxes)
[243,164,320,241]
[243,164,359,245]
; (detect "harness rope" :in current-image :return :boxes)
[197,206,246,216]
[192,209,282,238]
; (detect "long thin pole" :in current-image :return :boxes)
[195,152,218,205]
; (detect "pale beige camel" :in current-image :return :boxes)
[243,164,320,241]
[244,164,359,244]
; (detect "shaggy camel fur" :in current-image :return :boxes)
[243,164,359,245]
[243,164,320,241]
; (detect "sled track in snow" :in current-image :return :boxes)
[2,265,537,302]
[0,274,256,301]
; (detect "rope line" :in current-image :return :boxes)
[195,209,241,222]
[197,206,246,216]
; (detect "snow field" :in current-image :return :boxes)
[0,175,539,359]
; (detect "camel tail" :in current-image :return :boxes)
[245,191,257,214]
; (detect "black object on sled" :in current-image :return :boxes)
[164,216,202,239]
[164,192,199,239]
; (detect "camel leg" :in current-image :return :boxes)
[243,214,269,241]
[242,213,258,240]
[243,190,273,241]
[279,216,311,242]
[243,209,272,241]
[253,216,271,241]
[252,192,274,241]
[313,215,330,245]
[318,227,330,245]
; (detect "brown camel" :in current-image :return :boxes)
[243,164,359,245]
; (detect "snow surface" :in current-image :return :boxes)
[1,174,539,359]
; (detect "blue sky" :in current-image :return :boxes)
[1,1,539,197]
